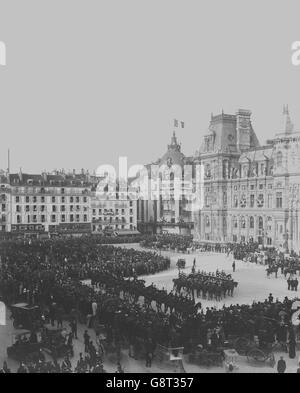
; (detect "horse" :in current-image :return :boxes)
[266,266,279,278]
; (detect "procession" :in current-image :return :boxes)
[0,233,300,374]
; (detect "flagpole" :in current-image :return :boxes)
[7,149,10,174]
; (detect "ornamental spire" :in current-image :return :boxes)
[282,104,294,134]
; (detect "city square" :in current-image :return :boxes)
[1,0,300,377]
[0,103,300,374]
[0,236,300,374]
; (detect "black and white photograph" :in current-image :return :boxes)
[1,0,300,378]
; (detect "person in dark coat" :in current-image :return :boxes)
[70,318,78,339]
[268,293,274,303]
[83,330,90,353]
[288,329,296,359]
[277,356,286,373]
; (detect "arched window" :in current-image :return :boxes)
[258,216,264,230]
[276,151,283,168]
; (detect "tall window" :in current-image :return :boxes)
[267,217,272,231]
[205,216,210,227]
[276,192,283,208]
[267,194,273,208]
[233,216,238,228]
[223,192,227,206]
[241,216,246,229]
[249,216,254,229]
[234,195,238,208]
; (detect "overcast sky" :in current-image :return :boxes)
[0,0,300,174]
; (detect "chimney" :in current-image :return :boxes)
[236,109,252,152]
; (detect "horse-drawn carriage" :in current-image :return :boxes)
[176,259,186,270]
[41,327,73,359]
[225,335,275,368]
[189,345,224,367]
[10,303,44,331]
[7,330,44,363]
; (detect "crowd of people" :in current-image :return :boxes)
[0,236,300,373]
[228,241,300,293]
[0,238,171,306]
[6,356,124,373]
[141,234,194,252]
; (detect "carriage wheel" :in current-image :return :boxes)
[247,348,266,363]
[234,337,250,355]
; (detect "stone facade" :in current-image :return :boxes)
[194,106,300,252]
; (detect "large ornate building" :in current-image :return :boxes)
[137,131,195,235]
[194,106,300,252]
[138,107,300,252]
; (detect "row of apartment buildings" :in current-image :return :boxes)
[0,170,137,236]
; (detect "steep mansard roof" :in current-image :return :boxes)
[7,172,96,187]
